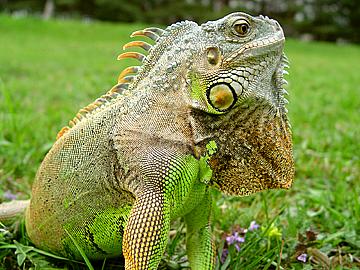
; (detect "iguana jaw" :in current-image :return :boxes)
[225,36,285,62]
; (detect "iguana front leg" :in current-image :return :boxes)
[185,190,215,269]
[122,186,170,270]
[120,147,194,269]
[118,141,210,269]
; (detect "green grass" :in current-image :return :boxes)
[0,14,359,269]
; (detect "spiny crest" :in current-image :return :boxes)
[273,53,291,127]
[56,27,166,140]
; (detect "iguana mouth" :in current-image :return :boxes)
[242,36,284,54]
[225,35,285,62]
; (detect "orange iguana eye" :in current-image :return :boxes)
[208,83,236,112]
[233,20,250,36]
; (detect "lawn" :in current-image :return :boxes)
[0,14,359,269]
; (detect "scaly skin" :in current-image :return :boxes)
[22,12,294,269]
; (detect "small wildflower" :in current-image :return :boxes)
[225,232,245,246]
[297,253,307,263]
[3,190,17,200]
[222,226,248,262]
[248,220,260,231]
[264,223,282,239]
[238,227,248,234]
[221,248,228,264]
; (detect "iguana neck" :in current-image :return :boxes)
[190,96,293,196]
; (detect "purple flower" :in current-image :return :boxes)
[226,232,245,246]
[248,220,260,231]
[297,253,307,263]
[221,248,229,264]
[3,190,17,200]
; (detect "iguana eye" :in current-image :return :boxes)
[233,19,250,36]
[207,83,237,112]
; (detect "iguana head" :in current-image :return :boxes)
[181,12,294,196]
[113,12,294,196]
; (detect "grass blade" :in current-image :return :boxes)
[64,229,94,270]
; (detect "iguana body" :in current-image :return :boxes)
[2,12,294,269]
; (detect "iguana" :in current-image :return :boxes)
[0,12,294,269]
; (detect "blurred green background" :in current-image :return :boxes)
[1,0,360,43]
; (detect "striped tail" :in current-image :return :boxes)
[0,200,29,224]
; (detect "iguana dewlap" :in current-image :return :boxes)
[23,12,294,270]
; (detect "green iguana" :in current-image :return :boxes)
[0,12,294,270]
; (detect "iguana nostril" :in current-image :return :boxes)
[268,19,282,31]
